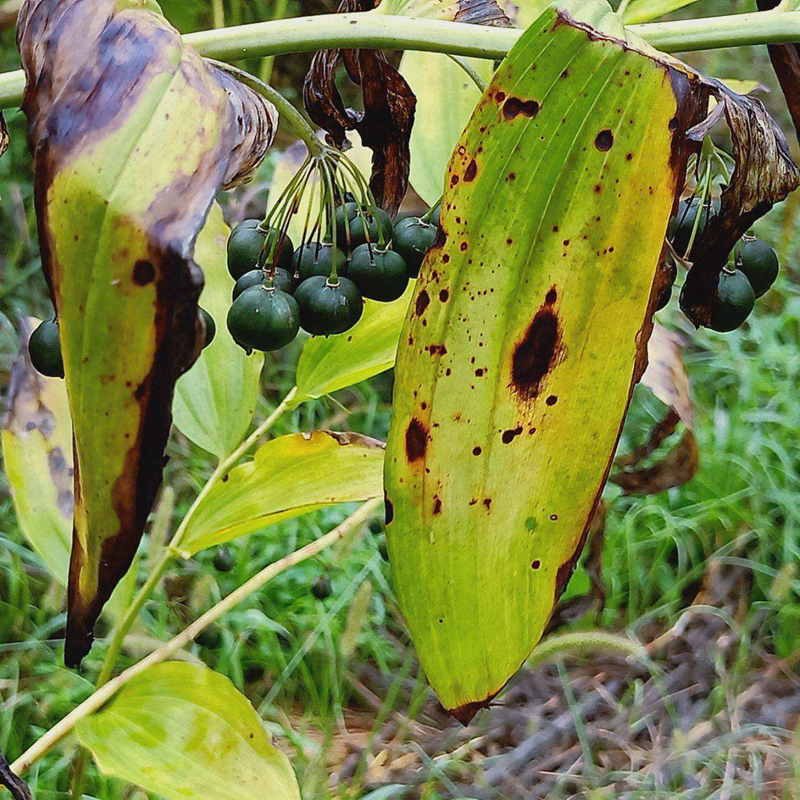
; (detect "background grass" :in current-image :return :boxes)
[1,0,800,797]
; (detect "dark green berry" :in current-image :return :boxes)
[227,285,300,351]
[213,546,235,572]
[709,268,755,333]
[735,237,779,298]
[292,242,348,282]
[335,201,359,243]
[232,268,293,301]
[311,574,332,600]
[348,244,410,302]
[347,208,394,248]
[227,221,294,279]
[393,216,437,277]
[29,319,64,378]
[199,308,216,348]
[295,276,364,336]
[669,197,718,257]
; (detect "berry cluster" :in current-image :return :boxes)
[665,196,780,332]
[28,308,216,380]
[225,198,441,353]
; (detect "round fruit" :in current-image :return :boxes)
[709,268,755,333]
[227,285,300,351]
[199,308,216,348]
[232,268,293,301]
[736,237,779,298]
[335,201,359,243]
[311,574,332,600]
[393,216,437,277]
[292,242,348,282]
[347,208,394,248]
[213,546,235,572]
[294,276,364,335]
[29,319,64,378]
[670,197,718,256]
[227,221,294,279]
[348,244,409,302]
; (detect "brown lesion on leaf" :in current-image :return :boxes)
[415,289,431,317]
[594,129,614,151]
[449,691,501,726]
[464,159,478,182]
[509,288,565,402]
[502,97,540,121]
[405,418,429,463]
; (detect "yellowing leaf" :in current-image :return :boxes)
[385,6,705,720]
[295,284,415,404]
[18,0,276,665]
[400,52,493,206]
[180,431,385,556]
[77,662,300,800]
[174,205,265,459]
[2,322,73,583]
[622,0,703,24]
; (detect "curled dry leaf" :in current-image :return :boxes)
[0,751,31,800]
[303,0,509,214]
[679,82,800,326]
[612,323,699,494]
[756,0,800,143]
[17,0,276,666]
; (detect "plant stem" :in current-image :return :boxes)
[208,60,324,158]
[10,498,381,778]
[259,0,290,85]
[446,54,487,93]
[2,10,800,109]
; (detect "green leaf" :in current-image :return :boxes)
[295,284,415,404]
[77,662,300,800]
[1,322,73,583]
[400,53,493,206]
[385,5,703,719]
[621,0,703,24]
[174,205,265,459]
[19,0,276,665]
[180,431,385,555]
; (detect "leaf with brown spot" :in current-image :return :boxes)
[18,0,277,666]
[612,323,698,494]
[385,6,708,720]
[679,83,800,326]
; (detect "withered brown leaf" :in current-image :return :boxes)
[304,0,509,214]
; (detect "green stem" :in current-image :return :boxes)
[259,0,290,85]
[446,54,487,93]
[2,10,800,109]
[207,60,324,158]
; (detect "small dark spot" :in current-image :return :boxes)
[464,160,478,182]
[550,514,558,521]
[450,174,460,187]
[439,618,444,623]
[475,368,484,377]
[507,172,517,181]
[433,496,442,515]
[415,290,430,316]
[552,225,560,233]
[562,239,570,247]
[594,129,614,151]
[495,90,506,103]
[460,242,468,252]
[427,343,447,356]
[472,446,482,456]
[625,152,634,161]
[405,419,429,463]
[501,426,523,444]
[483,498,492,510]
[132,260,155,285]
[594,184,603,194]
[546,395,558,406]
[503,96,540,120]
[531,560,541,570]
[384,493,394,524]
[439,288,449,302]
[545,288,557,305]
